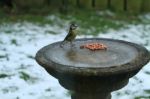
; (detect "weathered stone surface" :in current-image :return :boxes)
[36,38,150,99]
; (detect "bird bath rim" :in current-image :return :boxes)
[35,38,150,76]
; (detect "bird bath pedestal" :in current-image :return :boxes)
[35,38,150,99]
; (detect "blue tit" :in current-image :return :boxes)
[61,23,78,47]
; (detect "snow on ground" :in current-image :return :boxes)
[99,24,150,99]
[0,15,150,99]
[0,22,70,99]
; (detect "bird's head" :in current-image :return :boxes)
[70,23,78,30]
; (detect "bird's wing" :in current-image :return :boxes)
[63,32,72,41]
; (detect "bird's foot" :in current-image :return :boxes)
[60,42,65,48]
[70,42,76,48]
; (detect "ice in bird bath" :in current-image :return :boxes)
[46,39,138,68]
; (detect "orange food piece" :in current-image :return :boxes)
[80,43,107,51]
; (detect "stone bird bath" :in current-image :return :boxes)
[35,38,150,99]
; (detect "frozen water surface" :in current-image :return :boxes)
[47,39,138,68]
[0,14,150,99]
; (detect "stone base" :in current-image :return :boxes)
[71,92,111,99]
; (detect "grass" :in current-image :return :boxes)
[0,74,9,78]
[135,96,150,99]
[19,71,39,83]
[0,9,149,36]
[19,71,31,81]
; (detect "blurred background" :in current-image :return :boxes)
[0,0,150,99]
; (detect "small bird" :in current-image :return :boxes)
[60,23,78,47]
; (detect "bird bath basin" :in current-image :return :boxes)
[35,38,150,99]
